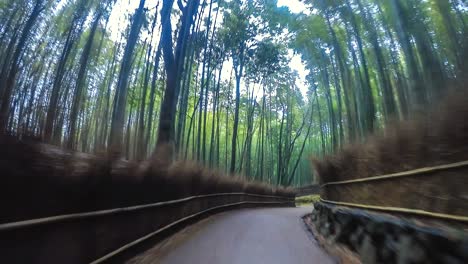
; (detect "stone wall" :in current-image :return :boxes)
[311,202,468,264]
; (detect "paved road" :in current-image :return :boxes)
[131,207,335,264]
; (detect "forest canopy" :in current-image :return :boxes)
[0,0,466,186]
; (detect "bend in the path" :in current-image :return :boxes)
[131,207,335,264]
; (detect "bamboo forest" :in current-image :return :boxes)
[0,0,466,187]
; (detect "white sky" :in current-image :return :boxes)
[277,0,308,13]
[277,0,310,98]
[106,0,310,98]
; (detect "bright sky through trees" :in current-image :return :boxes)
[105,0,310,97]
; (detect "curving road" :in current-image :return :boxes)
[128,207,335,264]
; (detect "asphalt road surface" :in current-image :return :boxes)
[129,207,335,264]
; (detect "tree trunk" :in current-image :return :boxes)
[325,13,357,142]
[230,54,244,173]
[344,0,375,134]
[0,0,44,134]
[387,0,426,107]
[67,10,102,149]
[357,0,396,120]
[157,0,200,151]
[45,1,89,142]
[145,42,162,151]
[108,0,146,154]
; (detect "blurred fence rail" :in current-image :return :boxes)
[320,160,468,222]
[0,193,294,263]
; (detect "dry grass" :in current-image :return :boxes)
[313,88,468,184]
[295,195,320,206]
[0,139,295,223]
